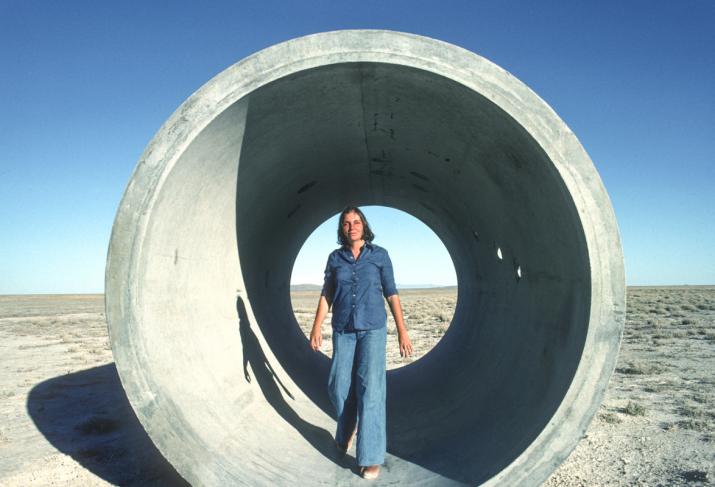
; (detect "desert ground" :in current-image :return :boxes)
[1,287,713,485]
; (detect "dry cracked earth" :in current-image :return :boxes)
[1,287,713,485]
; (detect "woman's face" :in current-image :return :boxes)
[342,211,364,244]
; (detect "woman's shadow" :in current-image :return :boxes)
[236,296,350,469]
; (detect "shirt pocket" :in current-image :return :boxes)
[335,266,353,283]
[365,261,382,280]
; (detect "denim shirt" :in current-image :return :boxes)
[321,242,398,331]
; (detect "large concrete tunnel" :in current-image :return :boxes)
[106,31,625,485]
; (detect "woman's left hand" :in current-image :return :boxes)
[398,330,413,358]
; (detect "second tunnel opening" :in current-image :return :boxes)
[289,206,460,370]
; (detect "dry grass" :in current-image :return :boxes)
[1,287,712,485]
[622,401,646,416]
[599,412,622,424]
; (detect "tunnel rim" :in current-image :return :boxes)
[106,29,625,486]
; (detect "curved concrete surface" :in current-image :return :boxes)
[106,30,625,485]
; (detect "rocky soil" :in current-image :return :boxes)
[0,287,713,485]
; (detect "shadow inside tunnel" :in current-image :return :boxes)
[27,363,189,486]
[237,296,353,471]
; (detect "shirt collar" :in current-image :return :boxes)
[340,241,373,258]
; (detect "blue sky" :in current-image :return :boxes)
[291,207,458,287]
[1,1,713,293]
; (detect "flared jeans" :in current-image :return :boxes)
[328,327,387,466]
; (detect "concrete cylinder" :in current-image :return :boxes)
[106,30,625,485]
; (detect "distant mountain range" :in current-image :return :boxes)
[290,284,323,291]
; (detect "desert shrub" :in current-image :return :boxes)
[434,312,450,323]
[599,412,622,424]
[690,393,708,404]
[680,470,709,482]
[678,419,709,432]
[622,401,646,416]
[677,403,708,419]
[616,361,664,375]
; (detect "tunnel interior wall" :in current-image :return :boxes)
[234,62,591,481]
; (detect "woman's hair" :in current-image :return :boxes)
[337,206,375,246]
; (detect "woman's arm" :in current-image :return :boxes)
[387,294,413,357]
[310,295,330,351]
[312,252,335,351]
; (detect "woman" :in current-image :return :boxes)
[310,206,413,480]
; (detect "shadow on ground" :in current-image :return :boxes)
[237,296,354,472]
[27,363,189,486]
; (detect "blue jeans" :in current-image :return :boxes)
[328,327,386,466]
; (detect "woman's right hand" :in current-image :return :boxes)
[310,325,322,351]
[310,295,329,351]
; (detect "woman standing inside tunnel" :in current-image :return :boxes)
[310,206,413,480]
